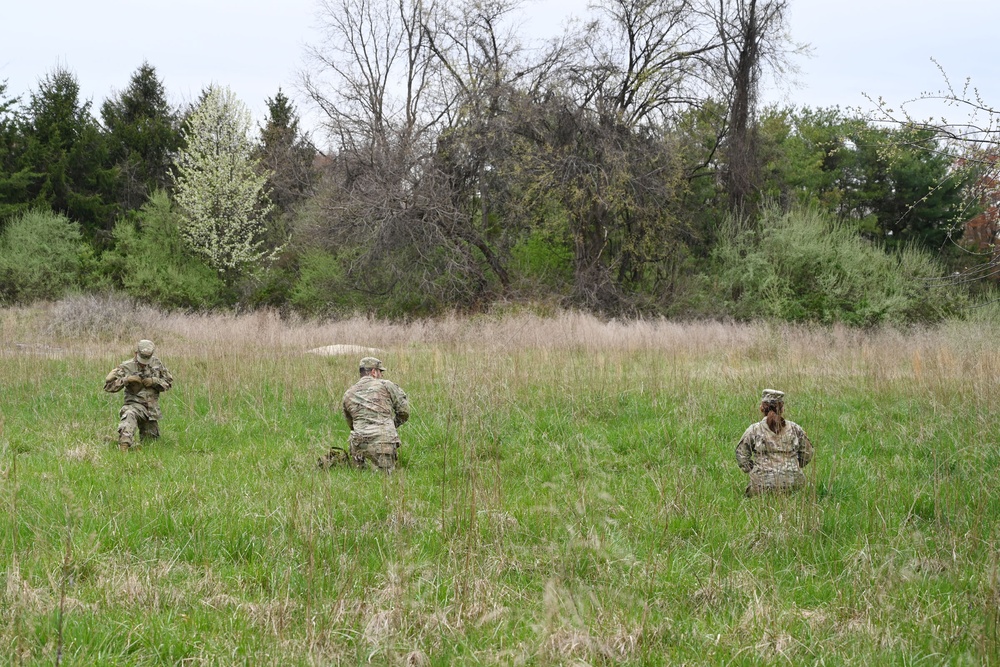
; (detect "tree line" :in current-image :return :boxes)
[0,0,988,323]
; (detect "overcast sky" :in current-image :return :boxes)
[2,0,998,145]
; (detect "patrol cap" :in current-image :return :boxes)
[136,339,155,362]
[761,388,785,404]
[359,356,387,371]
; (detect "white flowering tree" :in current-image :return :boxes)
[172,85,276,280]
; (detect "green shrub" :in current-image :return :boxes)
[509,226,573,294]
[290,247,447,317]
[709,205,965,325]
[289,248,349,316]
[105,191,231,309]
[0,209,84,304]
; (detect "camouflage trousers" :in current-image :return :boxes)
[349,435,399,472]
[745,468,806,497]
[118,404,159,450]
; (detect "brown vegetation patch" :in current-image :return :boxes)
[362,609,398,644]
[754,630,797,661]
[5,565,46,613]
[64,442,100,463]
[403,649,430,666]
[899,557,950,580]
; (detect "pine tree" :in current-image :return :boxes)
[18,67,118,236]
[258,89,316,221]
[172,85,276,280]
[0,80,32,225]
[101,62,182,211]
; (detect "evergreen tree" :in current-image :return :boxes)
[759,108,967,251]
[101,62,182,211]
[172,85,276,281]
[0,81,32,225]
[846,124,966,250]
[19,67,119,237]
[258,89,317,222]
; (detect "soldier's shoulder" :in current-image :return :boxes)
[119,359,138,371]
[741,420,766,438]
[785,420,807,434]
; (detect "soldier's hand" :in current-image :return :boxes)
[142,377,156,388]
[124,375,142,385]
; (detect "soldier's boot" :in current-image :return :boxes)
[118,423,136,451]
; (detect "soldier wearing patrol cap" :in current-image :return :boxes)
[103,339,173,451]
[735,389,813,497]
[340,356,409,472]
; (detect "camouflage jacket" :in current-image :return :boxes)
[342,376,409,447]
[103,356,173,420]
[736,419,813,492]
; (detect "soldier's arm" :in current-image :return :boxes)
[146,365,173,392]
[735,433,754,473]
[342,395,354,430]
[388,382,409,427]
[797,428,814,469]
[104,367,127,393]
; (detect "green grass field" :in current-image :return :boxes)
[1,302,999,665]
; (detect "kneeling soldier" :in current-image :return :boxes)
[104,339,173,451]
[736,389,813,497]
[341,357,409,472]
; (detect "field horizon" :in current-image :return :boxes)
[1,297,998,665]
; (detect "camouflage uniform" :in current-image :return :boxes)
[342,357,409,472]
[104,340,173,451]
[736,389,813,497]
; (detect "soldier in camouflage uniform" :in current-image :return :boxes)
[104,339,173,451]
[341,356,409,472]
[736,389,813,497]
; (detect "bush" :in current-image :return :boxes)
[289,248,349,316]
[708,205,965,325]
[105,191,231,309]
[509,226,574,295]
[0,209,84,304]
[290,246,448,317]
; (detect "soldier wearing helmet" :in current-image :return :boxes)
[340,356,409,472]
[736,389,813,496]
[103,339,173,451]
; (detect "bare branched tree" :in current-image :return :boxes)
[705,0,798,213]
[301,0,530,306]
[528,0,726,309]
[568,0,722,126]
[298,0,801,313]
[303,0,446,155]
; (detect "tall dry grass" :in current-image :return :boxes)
[5,296,999,400]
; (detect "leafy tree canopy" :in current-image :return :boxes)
[759,107,967,250]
